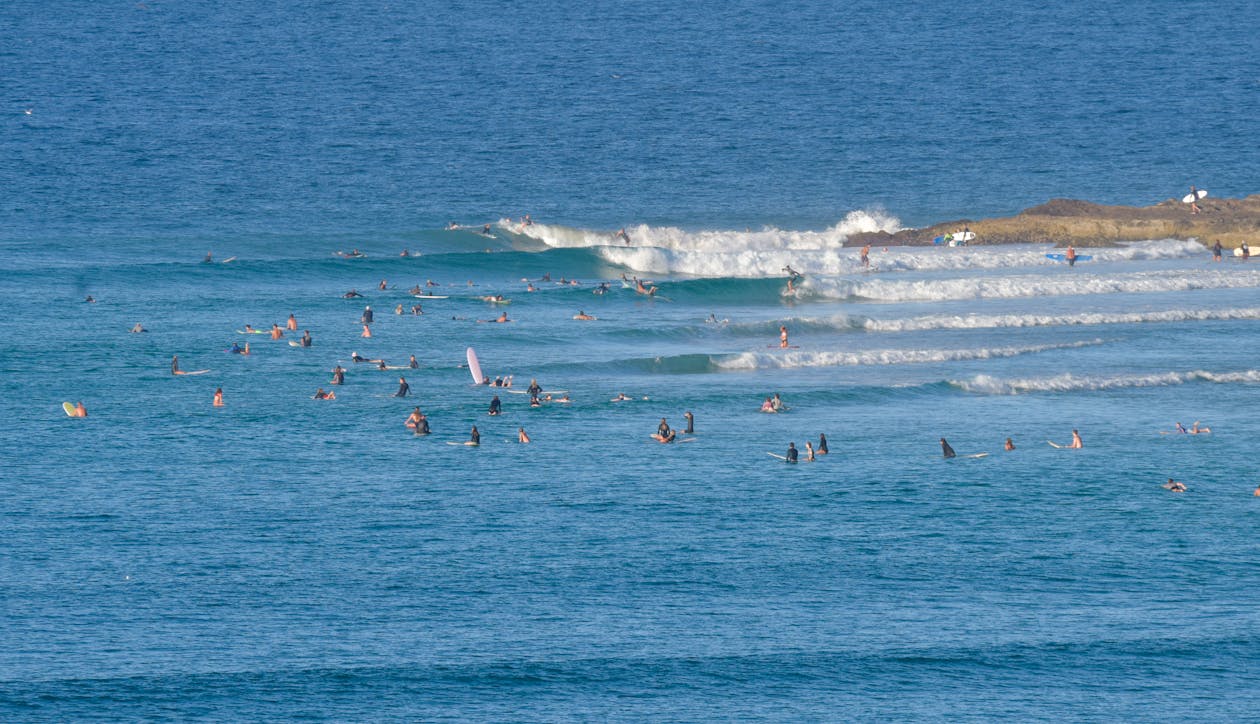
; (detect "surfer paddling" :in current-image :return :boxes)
[573,310,596,320]
[1163,478,1187,493]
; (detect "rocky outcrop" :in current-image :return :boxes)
[847,195,1260,248]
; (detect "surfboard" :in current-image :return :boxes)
[466,347,483,385]
[176,369,211,376]
[767,452,790,461]
[446,441,479,446]
[966,453,990,459]
[412,294,449,299]
[766,345,801,349]
[504,389,567,395]
[236,329,266,334]
[1182,189,1208,203]
[1045,253,1093,262]
[1046,440,1064,448]
[221,256,237,263]
[1234,247,1251,257]
[62,402,77,417]
[953,231,976,242]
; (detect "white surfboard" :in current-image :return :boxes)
[1182,189,1208,203]
[466,347,483,385]
[1234,247,1250,257]
[412,294,448,299]
[767,452,789,460]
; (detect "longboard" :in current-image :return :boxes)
[505,389,567,395]
[413,294,449,299]
[62,402,77,417]
[446,441,480,446]
[175,369,211,376]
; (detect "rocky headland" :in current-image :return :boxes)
[848,194,1260,248]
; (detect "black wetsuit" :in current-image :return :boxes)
[658,421,671,438]
[818,435,829,454]
[470,427,480,445]
[528,383,542,396]
[683,415,694,434]
[300,333,312,347]
[394,380,410,397]
[415,418,430,435]
[786,445,798,463]
[362,309,374,324]
[331,367,345,385]
[941,439,956,458]
[489,396,501,415]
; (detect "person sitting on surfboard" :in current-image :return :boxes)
[171,356,181,375]
[287,314,298,331]
[204,251,213,263]
[469,426,481,445]
[760,397,776,413]
[771,393,785,412]
[805,442,815,462]
[300,331,312,347]
[331,365,345,385]
[817,433,829,455]
[75,401,87,417]
[785,442,798,463]
[213,388,224,407]
[1070,430,1083,448]
[684,411,694,434]
[940,438,956,459]
[394,377,410,398]
[488,395,502,416]
[413,413,430,435]
[406,407,422,429]
[130,323,146,333]
[518,427,530,443]
[1004,437,1016,451]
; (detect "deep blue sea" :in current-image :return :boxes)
[5,1,1260,720]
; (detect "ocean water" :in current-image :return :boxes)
[5,1,1260,720]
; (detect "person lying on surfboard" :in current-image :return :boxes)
[573,311,596,320]
[1163,478,1187,493]
[313,388,335,400]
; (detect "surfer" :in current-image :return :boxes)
[378,360,388,371]
[408,355,418,369]
[1066,245,1077,267]
[771,393,785,412]
[171,355,181,375]
[523,214,532,226]
[394,377,410,397]
[573,311,596,320]
[405,407,422,429]
[617,228,631,245]
[242,342,250,355]
[84,295,96,303]
[760,397,776,413]
[1004,437,1016,451]
[527,379,542,397]
[529,395,541,407]
[362,306,374,324]
[411,304,424,315]
[518,427,531,443]
[400,249,411,257]
[203,251,213,263]
[213,388,224,407]
[469,425,481,445]
[654,418,674,443]
[313,387,335,400]
[1163,478,1187,493]
[1242,242,1250,261]
[488,395,502,416]
[860,244,871,268]
[74,401,87,417]
[413,412,430,435]
[379,280,388,291]
[395,304,404,315]
[683,411,694,434]
[270,324,283,340]
[361,324,372,338]
[350,352,380,364]
[634,278,657,296]
[331,365,345,385]
[779,325,789,349]
[129,323,146,333]
[1174,422,1188,434]
[817,433,829,455]
[940,438,956,459]
[1213,241,1223,262]
[229,342,243,354]
[1069,429,1083,448]
[785,442,798,463]
[1191,421,1211,434]
[481,224,492,235]
[1189,186,1201,215]
[782,265,801,281]
[286,314,298,331]
[408,284,423,295]
[343,289,363,298]
[300,330,312,347]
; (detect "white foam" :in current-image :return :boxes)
[716,339,1104,371]
[839,307,1260,332]
[955,369,1260,395]
[801,268,1260,303]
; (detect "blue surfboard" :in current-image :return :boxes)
[1046,253,1092,262]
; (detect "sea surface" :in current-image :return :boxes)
[5,1,1260,720]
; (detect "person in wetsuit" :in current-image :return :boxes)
[300,330,312,347]
[817,433,829,455]
[940,438,956,458]
[469,426,480,445]
[394,377,410,397]
[785,442,798,463]
[683,411,694,434]
[330,365,345,385]
[488,395,502,416]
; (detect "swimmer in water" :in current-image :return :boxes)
[394,377,410,397]
[940,438,956,459]
[817,433,828,455]
[213,388,224,407]
[488,395,502,416]
[518,427,531,443]
[785,442,798,463]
